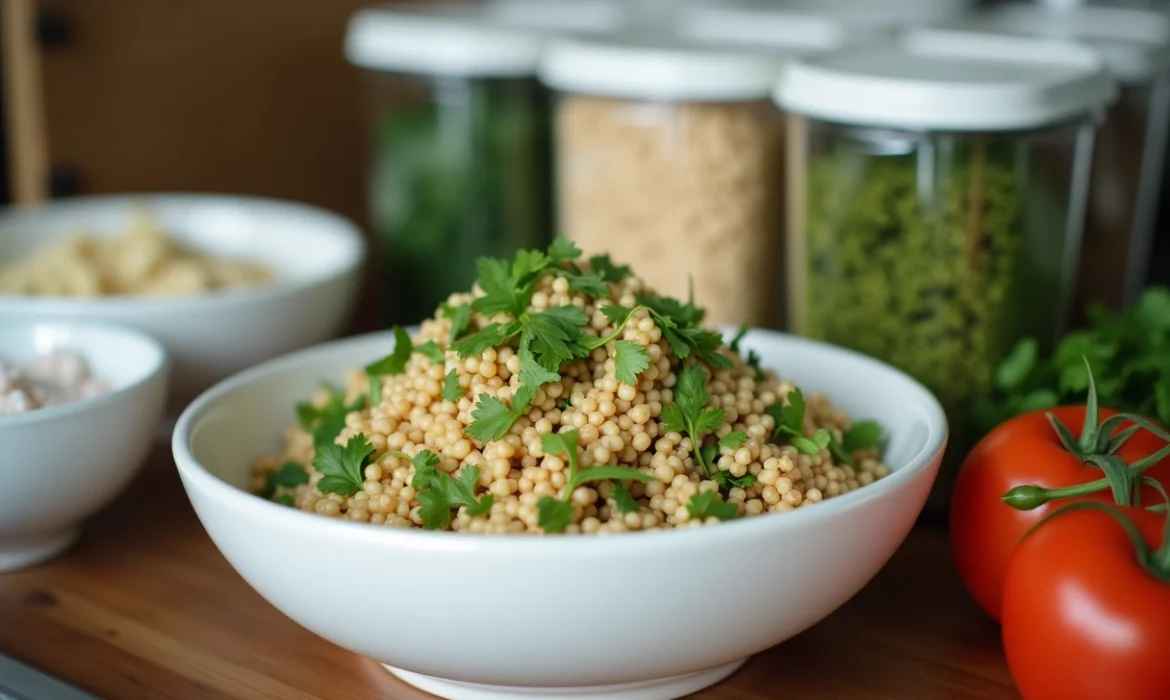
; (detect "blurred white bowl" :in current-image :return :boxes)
[0,194,366,407]
[172,329,946,700]
[0,320,167,571]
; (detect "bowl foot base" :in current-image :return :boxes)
[0,529,79,572]
[383,658,746,700]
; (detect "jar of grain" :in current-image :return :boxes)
[945,3,1170,313]
[775,29,1115,509]
[538,35,784,328]
[345,2,624,325]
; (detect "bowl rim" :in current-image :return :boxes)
[0,192,367,313]
[172,328,948,553]
[0,319,169,428]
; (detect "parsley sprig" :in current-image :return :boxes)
[536,429,656,533]
[766,389,884,466]
[687,490,739,521]
[296,386,368,448]
[314,434,375,497]
[661,364,725,479]
[366,326,448,405]
[404,450,494,530]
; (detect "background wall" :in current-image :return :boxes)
[37,0,373,226]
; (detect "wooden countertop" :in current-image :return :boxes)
[0,445,1021,700]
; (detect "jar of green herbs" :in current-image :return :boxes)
[346,3,619,324]
[774,29,1115,509]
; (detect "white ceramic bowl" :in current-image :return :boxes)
[0,194,365,407]
[0,320,167,571]
[172,329,946,700]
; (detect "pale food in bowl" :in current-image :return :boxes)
[0,320,167,571]
[0,208,272,297]
[252,242,891,533]
[0,194,365,404]
[173,241,946,699]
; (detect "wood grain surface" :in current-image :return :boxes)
[0,446,1020,700]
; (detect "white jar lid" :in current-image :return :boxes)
[945,4,1170,83]
[776,0,975,27]
[345,2,545,77]
[483,0,630,33]
[676,1,890,53]
[774,28,1117,131]
[539,33,780,101]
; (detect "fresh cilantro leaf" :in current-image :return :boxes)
[441,369,462,403]
[541,430,580,463]
[302,391,367,448]
[451,322,516,359]
[414,341,444,363]
[569,271,609,298]
[700,444,717,466]
[842,421,883,453]
[418,489,454,530]
[695,408,726,435]
[589,254,631,283]
[537,496,574,533]
[995,338,1038,392]
[729,324,749,353]
[614,340,650,385]
[661,404,686,434]
[662,364,725,478]
[466,394,523,443]
[611,482,640,514]
[471,257,520,316]
[442,302,472,342]
[511,249,551,288]
[416,464,493,530]
[520,336,561,388]
[365,326,413,377]
[600,304,633,325]
[557,397,570,410]
[406,449,441,491]
[636,293,704,327]
[548,237,582,263]
[766,390,830,456]
[275,494,296,507]
[687,490,739,521]
[569,466,657,487]
[713,471,757,492]
[266,461,309,496]
[365,326,413,405]
[314,434,375,496]
[718,431,748,450]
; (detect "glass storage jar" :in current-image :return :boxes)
[346,2,622,325]
[948,3,1170,312]
[538,35,787,328]
[775,29,1115,507]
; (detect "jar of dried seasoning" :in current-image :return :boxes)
[538,34,784,328]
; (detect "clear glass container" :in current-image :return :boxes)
[946,4,1170,313]
[776,30,1114,508]
[364,71,552,324]
[554,96,783,327]
[541,36,785,327]
[346,2,623,325]
[787,119,1096,459]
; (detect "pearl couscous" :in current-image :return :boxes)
[253,243,888,534]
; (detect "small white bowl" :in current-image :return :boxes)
[172,329,946,700]
[0,194,366,407]
[0,320,167,571]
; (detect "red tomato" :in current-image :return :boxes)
[949,406,1170,621]
[1002,506,1169,700]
